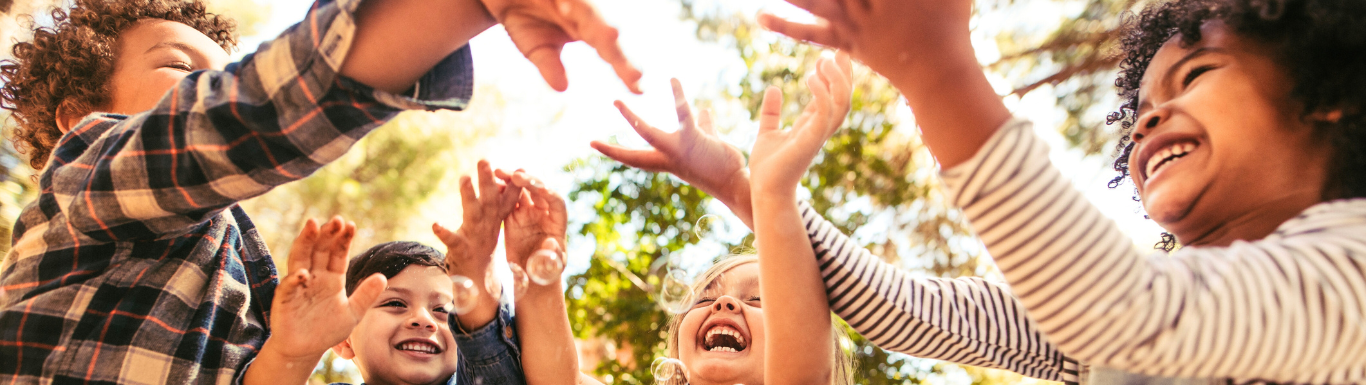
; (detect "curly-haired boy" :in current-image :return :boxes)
[0,0,639,383]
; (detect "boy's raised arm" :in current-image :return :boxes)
[500,170,579,385]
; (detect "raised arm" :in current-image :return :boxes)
[500,169,579,385]
[798,201,1073,381]
[938,120,1366,380]
[746,54,853,385]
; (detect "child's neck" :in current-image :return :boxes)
[1178,193,1323,247]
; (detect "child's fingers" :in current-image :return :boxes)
[432,223,458,246]
[699,108,719,136]
[806,76,834,138]
[459,176,477,209]
[543,189,568,233]
[560,0,642,94]
[328,221,356,274]
[526,44,569,92]
[835,51,853,80]
[781,0,850,26]
[758,86,784,133]
[476,160,499,199]
[589,142,672,172]
[820,56,853,115]
[614,101,671,150]
[347,273,388,319]
[671,79,697,131]
[313,217,344,272]
[498,184,525,214]
[288,219,320,274]
[758,14,843,50]
[276,268,310,302]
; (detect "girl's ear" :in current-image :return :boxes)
[332,338,356,360]
[54,100,82,134]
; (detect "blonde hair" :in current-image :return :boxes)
[661,253,855,385]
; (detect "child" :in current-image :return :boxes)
[0,0,638,382]
[582,55,856,385]
[610,0,1366,383]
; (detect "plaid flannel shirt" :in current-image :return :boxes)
[0,0,475,383]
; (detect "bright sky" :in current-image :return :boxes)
[241,0,1166,275]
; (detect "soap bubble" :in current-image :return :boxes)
[449,275,480,315]
[526,249,565,286]
[650,357,689,383]
[656,268,694,314]
[692,214,726,240]
[508,263,529,299]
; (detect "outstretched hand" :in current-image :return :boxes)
[590,79,754,227]
[433,159,523,279]
[756,0,971,79]
[497,170,568,269]
[481,0,642,93]
[749,54,853,198]
[267,217,387,362]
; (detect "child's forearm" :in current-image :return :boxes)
[344,0,496,94]
[885,48,1012,169]
[513,283,580,385]
[752,194,834,385]
[241,340,323,385]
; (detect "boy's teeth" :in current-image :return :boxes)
[1145,142,1197,178]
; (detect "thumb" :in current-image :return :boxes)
[758,86,784,133]
[347,273,388,319]
[276,268,310,301]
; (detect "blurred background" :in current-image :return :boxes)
[0,0,1164,383]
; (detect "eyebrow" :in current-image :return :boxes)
[144,41,198,55]
[1137,47,1225,116]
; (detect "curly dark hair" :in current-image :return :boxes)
[345,241,446,296]
[0,0,237,170]
[1106,0,1366,250]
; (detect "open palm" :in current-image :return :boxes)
[498,170,568,267]
[268,217,386,361]
[749,54,853,196]
[591,79,748,209]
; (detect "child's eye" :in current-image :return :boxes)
[433,306,450,314]
[380,300,406,308]
[163,61,193,72]
[693,297,716,307]
[1181,65,1215,87]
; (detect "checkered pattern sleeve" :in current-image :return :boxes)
[38,0,474,243]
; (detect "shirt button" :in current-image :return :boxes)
[504,325,513,339]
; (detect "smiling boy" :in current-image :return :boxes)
[0,0,637,382]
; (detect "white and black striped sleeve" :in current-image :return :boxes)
[800,202,1079,383]
[939,118,1366,383]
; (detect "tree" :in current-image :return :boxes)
[563,0,1140,383]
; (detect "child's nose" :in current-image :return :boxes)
[1131,107,1170,143]
[713,296,740,312]
[409,310,439,330]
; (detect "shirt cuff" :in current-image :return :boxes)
[336,45,476,112]
[449,300,523,369]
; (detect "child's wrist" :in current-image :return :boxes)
[259,339,326,367]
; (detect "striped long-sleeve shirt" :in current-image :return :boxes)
[0,0,475,383]
[804,118,1366,384]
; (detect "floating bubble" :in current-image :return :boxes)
[693,214,726,240]
[449,275,480,315]
[526,249,565,286]
[484,269,503,302]
[656,268,694,314]
[508,263,529,299]
[650,357,689,383]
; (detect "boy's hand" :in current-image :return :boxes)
[480,0,642,93]
[590,78,754,228]
[497,170,568,276]
[433,159,523,280]
[266,217,387,362]
[757,0,972,81]
[749,54,853,199]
